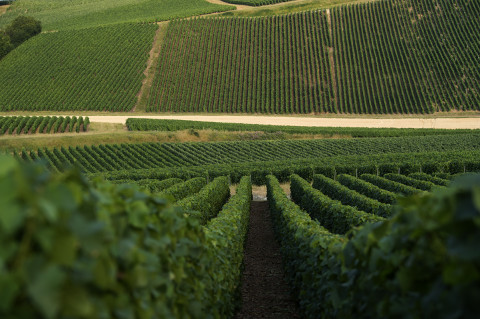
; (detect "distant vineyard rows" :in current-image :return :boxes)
[126,118,478,137]
[0,116,89,135]
[0,24,157,111]
[149,0,480,114]
[14,133,480,174]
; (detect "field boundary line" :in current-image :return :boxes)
[134,22,169,112]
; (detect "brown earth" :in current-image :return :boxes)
[134,22,169,112]
[234,201,301,319]
[0,5,9,16]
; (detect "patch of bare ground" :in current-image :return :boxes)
[234,201,301,319]
[134,22,169,112]
[0,5,10,16]
[205,0,251,11]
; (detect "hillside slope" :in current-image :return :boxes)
[0,24,157,111]
[148,0,480,114]
[0,0,233,31]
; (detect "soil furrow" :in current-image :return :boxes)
[235,201,301,319]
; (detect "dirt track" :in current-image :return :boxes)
[86,115,480,129]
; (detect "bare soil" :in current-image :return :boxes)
[0,5,10,16]
[134,22,169,112]
[205,0,251,10]
[234,201,301,319]
[83,115,480,129]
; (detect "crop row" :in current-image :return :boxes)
[267,173,480,318]
[177,176,231,225]
[0,23,157,111]
[148,11,334,113]
[126,118,477,137]
[15,133,480,173]
[312,174,393,217]
[149,0,480,114]
[1,155,256,317]
[93,149,480,187]
[290,174,384,234]
[0,116,89,135]
[112,177,182,192]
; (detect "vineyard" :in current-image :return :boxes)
[2,152,478,318]
[0,23,156,112]
[0,116,90,135]
[1,0,480,317]
[267,173,479,317]
[148,0,480,114]
[126,118,477,137]
[13,133,480,173]
[0,0,232,31]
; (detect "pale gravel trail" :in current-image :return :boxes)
[84,115,480,129]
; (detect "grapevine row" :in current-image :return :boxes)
[0,24,157,111]
[266,173,480,318]
[126,118,477,137]
[149,0,480,114]
[0,116,89,135]
[16,133,480,173]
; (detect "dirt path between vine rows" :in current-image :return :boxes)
[85,115,480,129]
[235,201,301,319]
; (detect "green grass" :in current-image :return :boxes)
[0,122,356,151]
[0,23,157,112]
[0,0,234,31]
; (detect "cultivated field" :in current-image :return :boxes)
[0,0,233,31]
[1,0,479,318]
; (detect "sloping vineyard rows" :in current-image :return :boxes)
[312,173,393,217]
[149,0,480,114]
[0,24,157,111]
[125,118,477,137]
[17,134,480,173]
[290,174,384,235]
[0,116,89,135]
[148,11,334,113]
[1,156,256,318]
[332,0,480,113]
[267,173,480,317]
[76,149,480,185]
